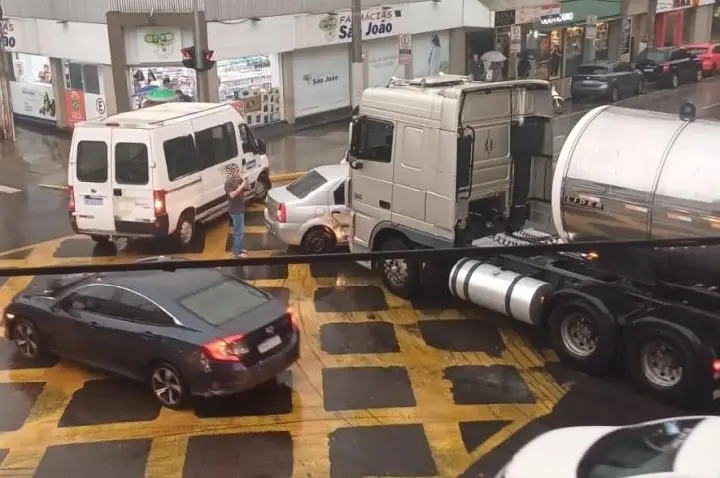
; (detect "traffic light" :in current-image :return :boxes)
[181,46,215,72]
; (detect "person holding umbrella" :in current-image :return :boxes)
[480,50,507,81]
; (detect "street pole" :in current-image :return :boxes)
[646,0,658,49]
[0,9,15,141]
[350,0,365,107]
[614,0,630,60]
[192,0,209,102]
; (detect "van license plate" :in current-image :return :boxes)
[258,335,281,354]
[84,196,103,206]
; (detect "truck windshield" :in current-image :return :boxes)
[578,418,703,478]
[286,170,327,199]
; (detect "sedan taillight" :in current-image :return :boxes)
[202,334,249,362]
[277,203,287,223]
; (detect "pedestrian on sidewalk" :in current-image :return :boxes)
[223,164,248,258]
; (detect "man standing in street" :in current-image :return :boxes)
[223,164,248,257]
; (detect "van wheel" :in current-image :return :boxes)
[377,237,420,300]
[301,227,335,254]
[255,173,271,202]
[174,213,195,248]
[91,235,110,244]
[547,298,617,375]
[625,325,698,406]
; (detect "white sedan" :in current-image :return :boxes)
[498,416,720,478]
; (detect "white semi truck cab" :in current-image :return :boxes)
[346,76,720,408]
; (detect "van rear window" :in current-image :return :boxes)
[76,141,108,183]
[115,143,149,185]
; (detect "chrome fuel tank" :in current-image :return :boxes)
[552,106,720,242]
[449,259,554,325]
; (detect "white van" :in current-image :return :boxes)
[67,102,270,248]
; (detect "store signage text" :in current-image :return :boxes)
[319,8,401,42]
[494,9,516,27]
[1,21,16,50]
[302,73,339,86]
[142,29,176,59]
[540,12,574,25]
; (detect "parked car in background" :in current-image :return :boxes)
[265,164,350,254]
[636,46,703,88]
[496,416,720,478]
[570,60,644,102]
[3,267,299,409]
[684,42,720,77]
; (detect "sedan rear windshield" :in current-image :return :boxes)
[286,170,328,199]
[576,66,608,75]
[578,418,703,478]
[639,50,670,63]
[179,279,269,325]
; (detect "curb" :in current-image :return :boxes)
[37,171,304,192]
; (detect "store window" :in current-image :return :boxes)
[217,55,282,126]
[130,67,197,110]
[12,53,52,84]
[563,27,585,76]
[595,22,609,60]
[83,65,101,95]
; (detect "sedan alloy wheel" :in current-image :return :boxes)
[150,364,187,409]
[14,321,41,360]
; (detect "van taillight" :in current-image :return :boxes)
[67,186,75,212]
[277,203,287,223]
[153,190,167,216]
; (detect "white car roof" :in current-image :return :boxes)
[674,416,720,478]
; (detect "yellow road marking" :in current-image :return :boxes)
[0,226,567,476]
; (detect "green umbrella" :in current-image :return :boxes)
[145,87,178,103]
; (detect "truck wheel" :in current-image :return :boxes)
[625,326,698,406]
[377,237,420,299]
[547,299,617,374]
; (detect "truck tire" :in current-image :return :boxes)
[377,237,420,299]
[625,325,699,407]
[547,298,617,374]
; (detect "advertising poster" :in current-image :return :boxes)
[10,81,56,122]
[64,89,87,127]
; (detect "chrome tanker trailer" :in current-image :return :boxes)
[448,104,720,406]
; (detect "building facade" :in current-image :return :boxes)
[0,0,479,130]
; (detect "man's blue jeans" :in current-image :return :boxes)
[230,213,245,253]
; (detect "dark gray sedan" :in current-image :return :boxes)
[2,267,299,409]
[570,60,644,103]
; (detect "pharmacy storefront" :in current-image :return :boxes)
[293,5,454,119]
[3,17,112,127]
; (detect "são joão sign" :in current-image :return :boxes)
[319,8,402,42]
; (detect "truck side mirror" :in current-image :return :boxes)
[349,117,364,157]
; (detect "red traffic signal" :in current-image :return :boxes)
[180,46,215,72]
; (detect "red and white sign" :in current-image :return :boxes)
[516,3,561,24]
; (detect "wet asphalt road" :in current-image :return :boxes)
[0,76,719,253]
